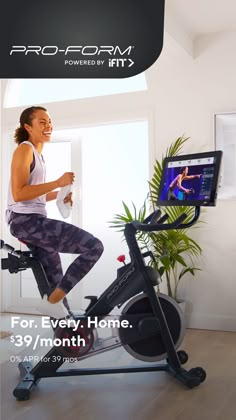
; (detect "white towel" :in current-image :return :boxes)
[56,185,72,219]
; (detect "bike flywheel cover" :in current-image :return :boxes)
[119,293,185,362]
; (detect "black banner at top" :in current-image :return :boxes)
[0,0,165,78]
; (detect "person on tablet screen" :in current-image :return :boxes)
[6,106,103,319]
[167,166,202,201]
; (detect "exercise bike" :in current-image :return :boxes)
[1,206,206,401]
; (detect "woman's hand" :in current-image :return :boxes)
[56,172,75,188]
[63,192,73,207]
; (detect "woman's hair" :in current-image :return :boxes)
[179,167,187,174]
[14,106,47,145]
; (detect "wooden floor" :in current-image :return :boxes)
[1,328,236,420]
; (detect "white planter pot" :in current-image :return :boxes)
[178,299,187,314]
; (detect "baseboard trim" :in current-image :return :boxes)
[185,312,236,332]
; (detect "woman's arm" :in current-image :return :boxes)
[11,144,74,202]
[46,191,73,206]
[46,191,58,202]
[185,174,202,180]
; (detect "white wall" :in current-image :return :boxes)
[145,31,236,331]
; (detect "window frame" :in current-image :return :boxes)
[214,112,236,200]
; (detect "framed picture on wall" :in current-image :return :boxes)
[215,112,236,199]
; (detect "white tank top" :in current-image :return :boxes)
[6,141,47,222]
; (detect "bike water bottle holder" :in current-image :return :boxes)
[117,262,159,287]
[113,264,160,309]
[117,262,132,277]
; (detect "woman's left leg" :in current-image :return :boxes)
[32,246,71,311]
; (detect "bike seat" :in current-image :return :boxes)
[18,239,36,253]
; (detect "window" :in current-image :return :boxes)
[215,113,236,199]
[4,76,147,108]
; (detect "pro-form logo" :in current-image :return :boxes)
[0,0,165,78]
[9,45,134,68]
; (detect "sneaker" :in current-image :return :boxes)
[36,295,70,319]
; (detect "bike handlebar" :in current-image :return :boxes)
[130,206,200,233]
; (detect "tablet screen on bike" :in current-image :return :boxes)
[157,150,222,207]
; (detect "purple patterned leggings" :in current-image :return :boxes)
[10,213,104,304]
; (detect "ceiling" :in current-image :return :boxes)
[166,0,236,38]
[165,0,236,55]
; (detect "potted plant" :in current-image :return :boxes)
[109,135,202,303]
